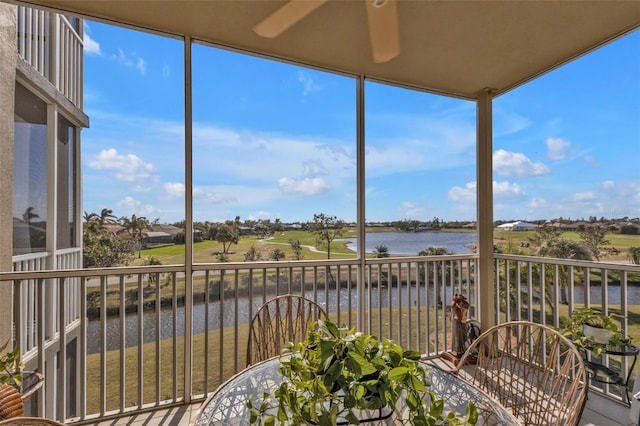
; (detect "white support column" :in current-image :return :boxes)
[45,102,58,420]
[476,89,495,332]
[356,76,366,333]
[183,35,193,403]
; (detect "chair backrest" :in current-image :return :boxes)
[454,321,588,426]
[0,384,24,421]
[0,417,65,425]
[246,294,328,366]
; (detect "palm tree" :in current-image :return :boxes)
[215,224,239,254]
[83,211,97,223]
[119,214,151,258]
[22,207,39,224]
[372,245,390,258]
[98,208,117,225]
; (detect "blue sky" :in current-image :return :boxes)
[82,22,639,225]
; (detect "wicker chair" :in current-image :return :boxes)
[0,384,23,421]
[246,294,328,366]
[0,417,65,425]
[451,321,588,426]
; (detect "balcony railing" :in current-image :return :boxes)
[16,6,83,107]
[1,254,637,423]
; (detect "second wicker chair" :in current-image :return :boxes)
[452,321,588,426]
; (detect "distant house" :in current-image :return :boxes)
[496,221,538,231]
[463,222,477,229]
[148,223,202,242]
[150,224,183,235]
[142,231,174,247]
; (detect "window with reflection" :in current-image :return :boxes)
[13,82,48,255]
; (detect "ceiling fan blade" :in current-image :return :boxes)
[365,0,400,63]
[253,0,329,39]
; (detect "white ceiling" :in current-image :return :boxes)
[11,0,640,100]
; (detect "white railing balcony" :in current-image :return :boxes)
[12,249,82,356]
[1,254,638,423]
[16,6,83,108]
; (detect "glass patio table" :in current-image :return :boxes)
[195,355,519,425]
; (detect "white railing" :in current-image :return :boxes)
[16,6,48,77]
[57,248,82,331]
[1,254,637,422]
[56,14,83,107]
[16,6,83,107]
[11,249,82,356]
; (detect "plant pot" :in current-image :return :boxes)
[583,324,612,345]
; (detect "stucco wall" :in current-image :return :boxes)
[0,3,16,347]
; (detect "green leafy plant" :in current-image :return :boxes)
[0,340,24,387]
[559,307,632,356]
[248,320,477,425]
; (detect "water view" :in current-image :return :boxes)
[86,283,639,354]
[343,231,477,255]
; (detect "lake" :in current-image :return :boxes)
[342,231,477,255]
[86,283,639,354]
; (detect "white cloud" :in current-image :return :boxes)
[117,196,157,217]
[493,181,525,200]
[397,201,427,219]
[164,182,185,200]
[88,148,155,182]
[136,57,146,75]
[546,137,571,160]
[193,186,236,204]
[84,33,101,55]
[584,155,600,167]
[493,109,531,136]
[297,70,319,96]
[448,182,476,203]
[571,192,596,202]
[278,177,331,195]
[248,211,272,220]
[493,149,550,178]
[111,48,147,75]
[131,185,150,193]
[302,161,328,177]
[601,180,615,189]
[528,198,547,208]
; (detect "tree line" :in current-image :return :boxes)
[82,209,640,268]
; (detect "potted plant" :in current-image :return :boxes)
[559,307,632,356]
[0,340,24,388]
[248,320,477,425]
